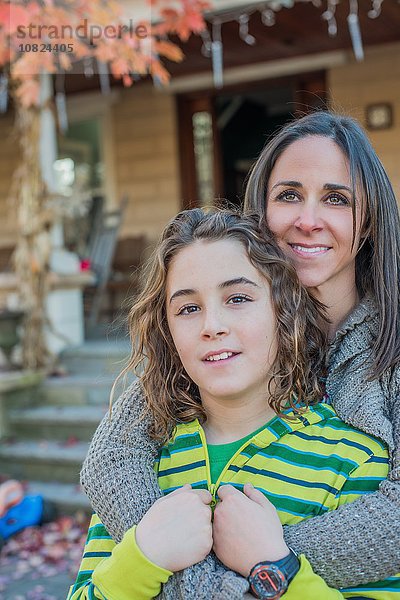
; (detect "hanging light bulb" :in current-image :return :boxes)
[238,14,256,45]
[348,0,364,61]
[211,20,224,89]
[368,0,383,18]
[261,8,275,26]
[55,71,68,134]
[83,56,94,78]
[201,29,212,58]
[322,0,338,37]
[97,59,111,95]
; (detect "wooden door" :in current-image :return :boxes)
[176,71,327,208]
[176,94,223,208]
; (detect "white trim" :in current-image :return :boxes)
[165,50,349,94]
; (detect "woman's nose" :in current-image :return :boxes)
[294,204,323,233]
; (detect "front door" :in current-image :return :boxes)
[177,72,326,209]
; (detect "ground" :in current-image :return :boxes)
[0,514,89,600]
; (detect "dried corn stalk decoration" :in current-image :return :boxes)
[11,104,53,369]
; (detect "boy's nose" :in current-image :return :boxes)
[200,312,229,339]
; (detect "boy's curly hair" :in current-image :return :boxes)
[118,207,327,443]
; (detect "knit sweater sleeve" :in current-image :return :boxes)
[80,380,249,600]
[284,364,400,589]
[80,379,163,541]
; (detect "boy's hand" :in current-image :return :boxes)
[135,484,213,572]
[212,483,289,577]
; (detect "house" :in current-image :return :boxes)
[0,0,399,326]
[0,0,398,538]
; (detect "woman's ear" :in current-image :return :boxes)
[359,220,371,242]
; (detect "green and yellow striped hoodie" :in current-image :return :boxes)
[68,403,400,599]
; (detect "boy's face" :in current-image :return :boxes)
[166,239,277,413]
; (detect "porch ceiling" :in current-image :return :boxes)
[64,0,400,94]
[167,0,400,77]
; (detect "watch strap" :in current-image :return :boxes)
[266,548,300,584]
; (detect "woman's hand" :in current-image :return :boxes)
[213,483,289,577]
[135,484,213,572]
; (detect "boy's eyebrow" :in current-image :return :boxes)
[169,288,197,304]
[169,277,259,304]
[219,277,259,289]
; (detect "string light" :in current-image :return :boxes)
[368,0,384,17]
[203,0,388,88]
[322,0,339,37]
[348,0,364,61]
[238,13,257,45]
[211,20,224,89]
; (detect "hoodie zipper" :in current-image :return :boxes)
[198,425,259,510]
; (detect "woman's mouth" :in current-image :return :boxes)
[289,243,331,257]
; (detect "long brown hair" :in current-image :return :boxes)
[120,208,327,443]
[244,110,400,378]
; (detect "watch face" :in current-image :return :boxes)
[249,564,287,599]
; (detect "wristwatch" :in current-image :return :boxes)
[248,549,300,599]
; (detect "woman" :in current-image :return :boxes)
[243,112,400,586]
[81,111,400,594]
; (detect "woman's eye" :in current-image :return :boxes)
[227,294,252,304]
[177,304,199,315]
[276,190,300,203]
[325,193,350,206]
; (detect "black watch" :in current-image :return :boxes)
[248,549,300,599]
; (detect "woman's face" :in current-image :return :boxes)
[266,135,363,306]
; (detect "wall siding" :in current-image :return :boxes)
[329,42,400,201]
[112,84,181,241]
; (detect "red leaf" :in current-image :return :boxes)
[154,39,183,62]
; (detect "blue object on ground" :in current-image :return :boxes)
[0,495,44,540]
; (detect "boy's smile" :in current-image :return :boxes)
[166,239,277,427]
[202,349,240,362]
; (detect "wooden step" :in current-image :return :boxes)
[8,405,107,441]
[26,480,91,515]
[0,440,88,484]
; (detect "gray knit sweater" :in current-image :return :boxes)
[81,297,400,597]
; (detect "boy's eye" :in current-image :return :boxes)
[177,304,199,315]
[227,294,252,304]
[325,193,351,206]
[276,190,300,203]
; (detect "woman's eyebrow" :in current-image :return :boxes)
[270,180,352,193]
[323,183,352,192]
[270,180,302,192]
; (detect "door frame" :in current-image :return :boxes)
[176,71,327,208]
